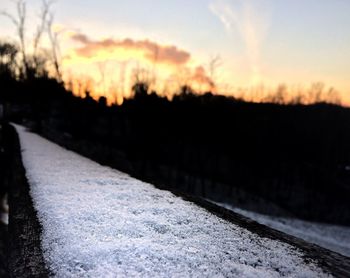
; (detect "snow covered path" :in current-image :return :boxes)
[14,125,328,277]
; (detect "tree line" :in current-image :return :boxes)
[2,59,350,225]
[1,1,350,226]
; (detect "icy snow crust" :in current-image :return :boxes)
[14,125,328,277]
[217,204,350,258]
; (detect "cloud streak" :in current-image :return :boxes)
[70,32,191,66]
[210,0,270,84]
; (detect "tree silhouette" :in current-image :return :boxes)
[0,42,18,78]
[1,0,28,78]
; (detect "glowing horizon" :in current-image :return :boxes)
[1,0,349,105]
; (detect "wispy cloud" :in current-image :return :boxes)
[209,0,271,84]
[70,32,191,66]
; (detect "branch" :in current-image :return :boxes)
[0,11,19,26]
[33,0,52,53]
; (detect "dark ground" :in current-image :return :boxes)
[0,122,8,277]
[0,222,8,278]
[1,123,49,277]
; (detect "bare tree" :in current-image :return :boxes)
[97,60,108,95]
[32,0,53,68]
[171,66,191,92]
[131,63,152,98]
[2,0,62,80]
[207,54,222,91]
[116,60,129,99]
[46,11,63,81]
[150,45,159,88]
[289,86,305,105]
[132,63,152,85]
[326,87,341,105]
[1,0,28,77]
[262,84,288,104]
[0,41,19,77]
[307,82,325,104]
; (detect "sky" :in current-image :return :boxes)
[1,0,350,104]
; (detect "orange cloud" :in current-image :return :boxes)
[62,32,218,104]
[70,32,191,66]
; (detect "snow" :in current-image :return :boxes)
[14,124,329,277]
[216,203,350,258]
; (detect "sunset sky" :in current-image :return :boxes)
[1,0,350,104]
